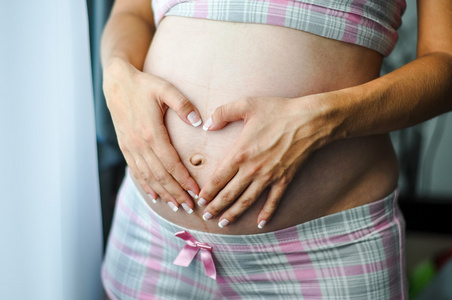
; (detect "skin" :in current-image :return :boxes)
[102,0,452,235]
[102,2,201,209]
[199,0,452,228]
[135,17,399,234]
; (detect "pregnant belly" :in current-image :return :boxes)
[138,17,399,234]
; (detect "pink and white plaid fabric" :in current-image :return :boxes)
[102,171,407,299]
[151,0,406,56]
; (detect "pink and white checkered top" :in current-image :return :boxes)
[152,0,406,56]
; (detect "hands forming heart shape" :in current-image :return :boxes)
[104,59,334,229]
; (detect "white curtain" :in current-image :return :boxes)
[0,1,104,299]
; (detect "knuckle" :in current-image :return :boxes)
[139,170,151,183]
[141,128,154,144]
[242,97,254,110]
[170,165,191,189]
[219,191,234,204]
[175,96,191,112]
[243,97,252,106]
[240,197,254,209]
[209,204,223,216]
[172,192,187,204]
[211,175,224,188]
[159,81,173,93]
[216,105,227,119]
[249,163,263,176]
[200,191,215,202]
[162,160,176,174]
[232,150,249,164]
[280,175,292,185]
[261,172,273,183]
[209,207,219,216]
[261,167,277,182]
[152,172,167,185]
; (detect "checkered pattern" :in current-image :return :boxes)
[151,0,405,56]
[102,171,407,299]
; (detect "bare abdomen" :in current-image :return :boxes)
[137,17,399,234]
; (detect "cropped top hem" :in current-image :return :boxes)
[152,0,406,56]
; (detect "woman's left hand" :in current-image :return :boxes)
[198,95,338,229]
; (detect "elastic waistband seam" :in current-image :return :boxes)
[124,170,397,244]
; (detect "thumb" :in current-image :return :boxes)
[203,99,250,131]
[159,83,202,127]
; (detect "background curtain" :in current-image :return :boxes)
[86,0,125,249]
[0,1,104,299]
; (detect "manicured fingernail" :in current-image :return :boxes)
[197,198,207,206]
[202,212,213,221]
[218,219,230,228]
[167,202,178,212]
[147,194,157,204]
[188,111,202,127]
[258,220,267,229]
[202,117,212,131]
[181,203,193,214]
[188,190,198,200]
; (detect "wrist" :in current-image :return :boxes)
[297,91,350,148]
[323,82,384,141]
[103,56,134,75]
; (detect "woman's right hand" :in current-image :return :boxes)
[103,58,201,213]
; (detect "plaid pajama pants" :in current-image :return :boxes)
[102,171,407,299]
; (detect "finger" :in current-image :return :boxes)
[217,181,267,228]
[146,187,159,204]
[203,99,251,131]
[135,156,194,214]
[141,148,195,206]
[147,147,198,204]
[197,155,239,208]
[256,179,290,229]
[158,82,203,128]
[125,152,181,211]
[201,172,251,221]
[121,151,157,200]
[121,138,183,209]
[133,155,180,210]
[145,120,200,198]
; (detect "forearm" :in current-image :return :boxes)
[328,51,452,141]
[101,9,155,70]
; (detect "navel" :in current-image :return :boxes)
[189,153,206,167]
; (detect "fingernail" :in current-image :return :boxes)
[188,111,202,127]
[218,219,230,228]
[202,117,212,131]
[188,190,198,200]
[181,203,193,214]
[197,198,207,206]
[258,220,267,229]
[147,194,157,204]
[202,212,213,221]
[167,202,178,212]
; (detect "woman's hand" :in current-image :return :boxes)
[198,95,338,228]
[103,58,201,213]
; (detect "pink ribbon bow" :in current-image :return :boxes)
[173,231,217,280]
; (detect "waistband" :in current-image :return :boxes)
[122,170,401,252]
